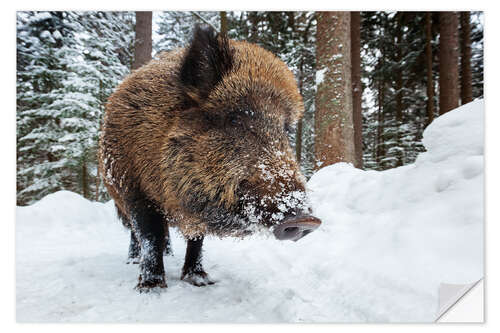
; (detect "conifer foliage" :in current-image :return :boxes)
[17,12,134,205]
[359,12,483,171]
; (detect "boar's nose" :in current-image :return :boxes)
[273,215,321,242]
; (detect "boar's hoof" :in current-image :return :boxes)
[181,270,215,287]
[135,276,167,293]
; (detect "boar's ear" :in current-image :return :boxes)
[180,24,233,105]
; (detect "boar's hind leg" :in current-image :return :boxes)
[127,231,141,264]
[129,194,167,292]
[115,204,140,264]
[181,237,215,286]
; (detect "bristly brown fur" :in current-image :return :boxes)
[99,27,305,239]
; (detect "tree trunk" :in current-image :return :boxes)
[460,11,473,105]
[96,78,104,202]
[82,158,88,199]
[395,13,404,167]
[426,12,435,125]
[439,12,459,115]
[376,80,385,169]
[314,12,355,169]
[133,11,152,70]
[95,172,100,202]
[220,11,228,36]
[248,12,260,43]
[351,12,363,169]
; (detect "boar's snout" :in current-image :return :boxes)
[273,215,321,242]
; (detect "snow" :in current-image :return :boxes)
[29,12,52,23]
[39,30,56,44]
[315,67,328,87]
[52,30,62,40]
[16,100,484,322]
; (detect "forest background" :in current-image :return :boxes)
[16,11,484,205]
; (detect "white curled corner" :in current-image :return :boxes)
[435,278,484,322]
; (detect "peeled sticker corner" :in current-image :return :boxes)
[436,278,483,322]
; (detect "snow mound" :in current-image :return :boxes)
[16,100,484,322]
[422,100,483,162]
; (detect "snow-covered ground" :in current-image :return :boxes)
[16,100,484,323]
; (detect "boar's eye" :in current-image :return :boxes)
[284,122,292,134]
[226,113,242,127]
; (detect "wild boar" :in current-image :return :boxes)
[99,25,321,292]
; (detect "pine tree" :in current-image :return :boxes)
[439,12,459,114]
[394,13,404,167]
[220,11,228,36]
[460,12,473,104]
[361,12,428,170]
[285,12,317,178]
[470,12,484,99]
[17,11,79,204]
[351,12,363,169]
[425,12,435,125]
[70,12,134,201]
[154,11,219,53]
[17,11,134,205]
[133,12,152,70]
[314,12,355,168]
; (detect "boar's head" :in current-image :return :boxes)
[165,25,321,241]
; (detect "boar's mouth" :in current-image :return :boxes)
[190,189,320,239]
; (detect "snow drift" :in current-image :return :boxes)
[16,100,484,322]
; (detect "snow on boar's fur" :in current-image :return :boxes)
[99,25,321,291]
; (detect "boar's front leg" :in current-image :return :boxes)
[129,195,167,292]
[181,236,215,286]
[128,226,172,264]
